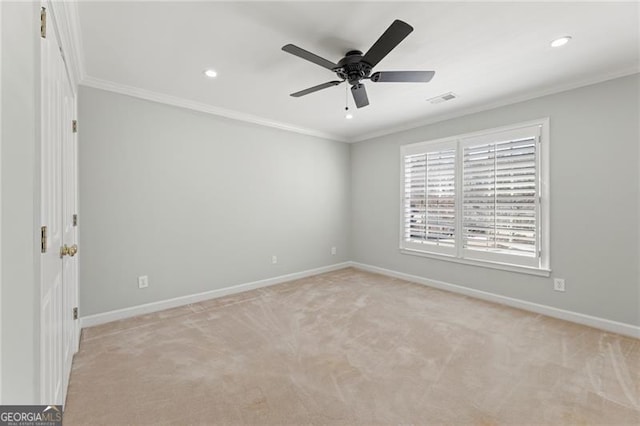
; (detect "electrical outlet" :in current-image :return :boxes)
[272,255,278,264]
[553,278,565,292]
[331,246,337,255]
[138,275,149,289]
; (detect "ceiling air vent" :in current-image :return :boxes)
[427,92,458,104]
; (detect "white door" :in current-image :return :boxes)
[40,4,79,406]
[61,72,79,401]
[40,13,64,404]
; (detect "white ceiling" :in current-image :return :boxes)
[77,1,639,142]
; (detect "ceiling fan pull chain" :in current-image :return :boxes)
[345,81,349,111]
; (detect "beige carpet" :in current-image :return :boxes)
[64,268,640,425]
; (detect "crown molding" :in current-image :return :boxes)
[48,0,86,92]
[351,66,640,143]
[80,67,638,144]
[80,76,348,142]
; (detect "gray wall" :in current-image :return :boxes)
[79,87,351,316]
[80,75,639,327]
[351,74,640,326]
[0,1,41,403]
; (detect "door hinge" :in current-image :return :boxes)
[73,307,78,320]
[41,226,48,253]
[73,214,78,227]
[40,7,47,39]
[72,120,78,133]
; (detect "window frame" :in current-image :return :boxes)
[399,118,550,277]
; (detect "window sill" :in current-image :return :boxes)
[399,248,551,277]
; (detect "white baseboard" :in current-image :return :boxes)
[81,260,639,339]
[80,262,352,328]
[351,262,640,339]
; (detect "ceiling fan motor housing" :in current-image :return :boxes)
[334,50,372,85]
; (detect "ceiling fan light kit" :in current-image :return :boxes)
[282,19,435,109]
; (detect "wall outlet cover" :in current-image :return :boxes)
[138,275,149,289]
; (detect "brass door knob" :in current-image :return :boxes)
[60,244,78,258]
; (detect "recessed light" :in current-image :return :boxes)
[345,113,353,120]
[550,36,572,48]
[203,69,218,78]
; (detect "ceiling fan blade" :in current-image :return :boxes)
[362,20,413,68]
[282,44,338,70]
[370,71,435,83]
[351,83,369,108]
[290,81,342,97]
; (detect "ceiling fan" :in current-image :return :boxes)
[282,19,435,109]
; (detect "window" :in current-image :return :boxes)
[403,141,457,256]
[400,120,549,275]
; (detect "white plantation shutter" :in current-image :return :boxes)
[399,121,547,272]
[402,142,456,255]
[461,126,541,266]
